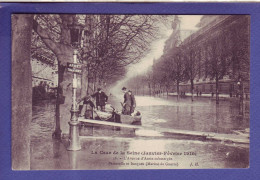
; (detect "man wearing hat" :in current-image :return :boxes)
[122,87,131,115]
[128,90,136,114]
[91,88,108,112]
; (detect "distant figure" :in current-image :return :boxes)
[78,95,95,119]
[200,91,202,96]
[211,92,214,97]
[91,88,108,112]
[128,90,136,114]
[122,87,131,115]
[230,92,232,97]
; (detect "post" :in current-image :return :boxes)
[53,61,62,139]
[67,50,81,151]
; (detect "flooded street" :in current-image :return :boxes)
[30,96,249,170]
[135,96,249,134]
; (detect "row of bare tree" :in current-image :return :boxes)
[32,14,173,97]
[126,15,250,104]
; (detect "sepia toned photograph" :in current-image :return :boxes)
[12,14,250,170]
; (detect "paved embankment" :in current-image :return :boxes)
[79,118,249,144]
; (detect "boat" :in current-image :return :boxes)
[106,111,142,125]
[79,104,142,125]
[95,106,142,125]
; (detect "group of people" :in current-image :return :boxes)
[77,88,108,119]
[77,86,136,119]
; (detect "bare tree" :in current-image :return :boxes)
[163,48,185,99]
[32,14,167,133]
[183,43,200,101]
[82,15,162,92]
[230,16,250,82]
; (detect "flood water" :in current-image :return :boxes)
[30,95,249,170]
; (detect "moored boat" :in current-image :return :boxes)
[79,104,142,125]
[95,108,142,125]
[107,111,142,125]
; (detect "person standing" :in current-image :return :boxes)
[122,87,131,115]
[91,88,108,112]
[128,90,136,114]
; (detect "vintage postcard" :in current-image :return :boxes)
[11,12,250,170]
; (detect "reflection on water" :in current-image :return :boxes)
[30,96,249,170]
[134,96,249,134]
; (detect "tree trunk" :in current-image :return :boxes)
[177,80,180,100]
[59,68,73,134]
[148,82,151,96]
[12,14,33,170]
[215,76,219,104]
[53,62,65,139]
[191,79,194,101]
[80,63,89,97]
[53,91,61,139]
[152,82,154,96]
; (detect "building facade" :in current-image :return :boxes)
[174,15,250,98]
[31,52,58,91]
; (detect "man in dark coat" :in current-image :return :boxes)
[122,87,131,115]
[91,88,108,112]
[128,90,136,114]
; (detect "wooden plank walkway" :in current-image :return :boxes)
[79,118,142,129]
[78,118,249,144]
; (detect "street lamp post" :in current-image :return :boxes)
[67,49,81,151]
[67,24,84,151]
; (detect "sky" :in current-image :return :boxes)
[110,15,202,94]
[179,15,202,30]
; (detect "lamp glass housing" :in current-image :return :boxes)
[70,25,83,47]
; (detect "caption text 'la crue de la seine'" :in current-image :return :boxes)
[91,150,199,168]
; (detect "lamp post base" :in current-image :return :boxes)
[52,128,62,140]
[67,121,81,151]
